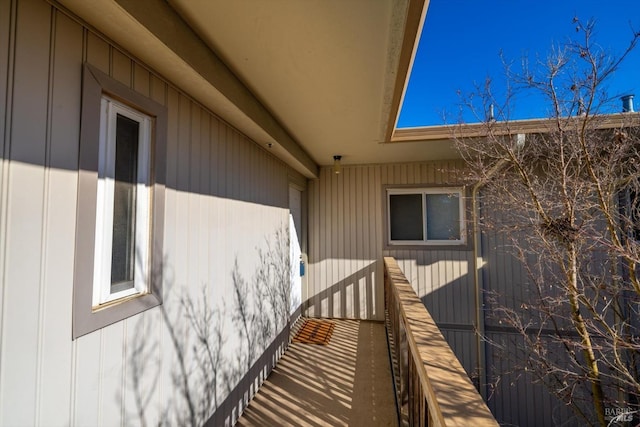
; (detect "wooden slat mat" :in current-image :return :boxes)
[293,319,335,345]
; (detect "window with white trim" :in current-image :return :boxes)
[93,97,152,306]
[73,63,166,339]
[387,188,465,245]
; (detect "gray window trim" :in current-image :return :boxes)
[72,63,167,339]
[383,185,471,250]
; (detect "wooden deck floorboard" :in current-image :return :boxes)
[236,319,398,427]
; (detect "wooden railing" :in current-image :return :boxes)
[384,257,498,427]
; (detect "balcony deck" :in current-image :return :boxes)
[235,257,498,427]
[236,319,398,427]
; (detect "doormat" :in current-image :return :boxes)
[293,319,335,345]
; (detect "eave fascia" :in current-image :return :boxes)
[392,113,640,142]
[383,0,430,143]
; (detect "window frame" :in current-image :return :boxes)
[618,185,640,243]
[386,187,467,247]
[73,63,167,339]
[93,97,152,306]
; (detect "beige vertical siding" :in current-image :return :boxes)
[0,1,302,425]
[0,1,573,426]
[480,204,576,426]
[307,165,385,320]
[307,161,570,426]
[483,331,573,427]
[306,160,478,374]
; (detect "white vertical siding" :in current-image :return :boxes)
[1,1,52,425]
[39,10,83,425]
[0,1,302,425]
[0,3,11,358]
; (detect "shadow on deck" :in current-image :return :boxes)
[235,257,498,427]
[236,319,398,427]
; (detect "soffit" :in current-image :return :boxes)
[56,0,454,175]
[167,0,440,166]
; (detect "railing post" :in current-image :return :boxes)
[383,257,498,427]
[385,259,409,425]
[399,317,408,423]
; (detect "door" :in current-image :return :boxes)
[289,185,303,315]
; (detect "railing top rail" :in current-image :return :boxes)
[384,257,498,427]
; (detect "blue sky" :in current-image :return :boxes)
[397,1,640,127]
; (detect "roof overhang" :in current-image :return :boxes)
[394,113,640,142]
[54,0,439,178]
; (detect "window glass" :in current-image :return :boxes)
[387,187,465,245]
[632,189,640,241]
[426,193,460,240]
[620,187,640,241]
[389,193,423,240]
[111,114,139,292]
